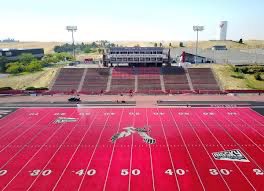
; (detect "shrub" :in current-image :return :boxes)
[240,67,249,74]
[25,60,42,72]
[19,53,36,65]
[233,67,240,73]
[6,62,25,74]
[0,87,13,91]
[25,87,48,90]
[25,87,35,90]
[231,73,244,79]
[233,65,264,74]
[254,73,262,81]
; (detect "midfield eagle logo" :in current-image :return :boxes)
[110,126,156,144]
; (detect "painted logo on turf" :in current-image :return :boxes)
[111,126,156,144]
[54,117,77,124]
[212,149,249,162]
[0,110,12,118]
[0,109,17,119]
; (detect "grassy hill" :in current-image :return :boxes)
[0,67,60,89]
[191,64,264,90]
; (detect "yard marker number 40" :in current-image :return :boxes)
[74,169,96,176]
[165,169,187,176]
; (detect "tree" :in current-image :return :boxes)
[91,42,98,48]
[159,42,163,47]
[0,56,8,72]
[19,53,36,65]
[169,43,172,47]
[112,43,116,47]
[54,43,73,53]
[0,56,8,64]
[238,38,243,44]
[154,43,158,47]
[55,52,74,61]
[84,47,92,53]
[98,48,103,54]
[179,42,184,47]
[41,54,60,66]
[6,62,25,74]
[25,60,42,72]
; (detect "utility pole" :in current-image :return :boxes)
[66,26,77,60]
[193,25,204,64]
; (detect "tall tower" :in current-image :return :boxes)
[219,21,228,40]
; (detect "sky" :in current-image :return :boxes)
[1,0,264,42]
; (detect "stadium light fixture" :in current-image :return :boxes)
[193,25,204,64]
[66,26,78,59]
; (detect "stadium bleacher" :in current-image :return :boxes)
[50,67,221,95]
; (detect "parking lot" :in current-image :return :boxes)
[171,48,264,65]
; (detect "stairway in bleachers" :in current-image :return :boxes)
[137,67,163,93]
[50,68,85,92]
[187,68,220,90]
[162,67,191,92]
[110,67,136,93]
[80,68,110,94]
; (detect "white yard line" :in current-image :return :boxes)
[2,110,77,191]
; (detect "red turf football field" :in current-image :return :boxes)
[0,107,263,191]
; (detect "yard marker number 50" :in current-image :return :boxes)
[121,169,140,176]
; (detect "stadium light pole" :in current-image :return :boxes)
[193,25,204,64]
[66,26,77,60]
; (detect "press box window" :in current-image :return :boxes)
[5,52,12,56]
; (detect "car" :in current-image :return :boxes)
[68,97,81,102]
